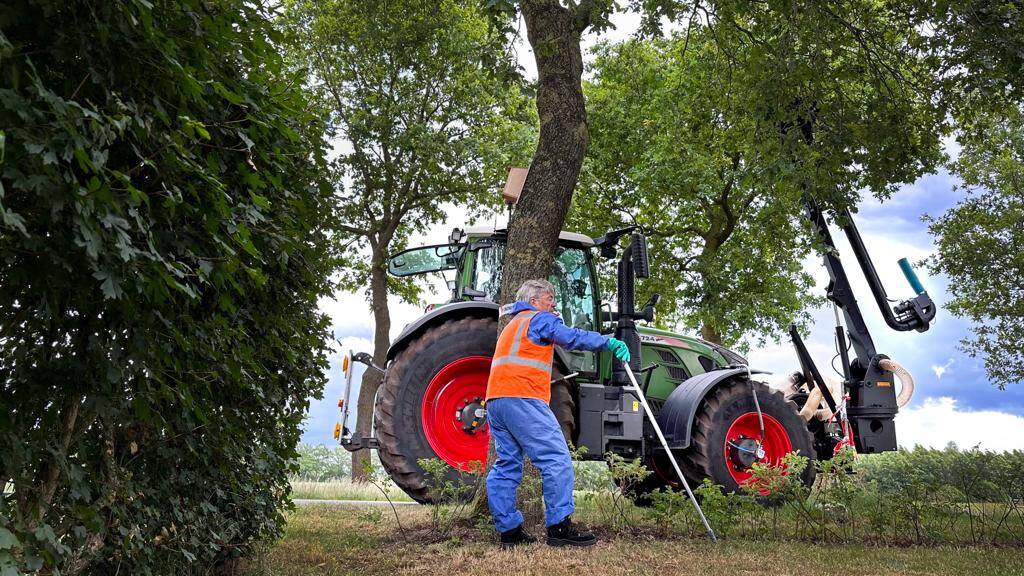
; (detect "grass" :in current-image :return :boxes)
[289,479,413,502]
[245,505,1024,576]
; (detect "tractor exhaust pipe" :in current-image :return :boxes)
[612,234,650,387]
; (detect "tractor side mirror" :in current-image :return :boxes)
[639,292,661,323]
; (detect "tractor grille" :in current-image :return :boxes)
[656,348,679,363]
[653,347,690,380]
[666,365,688,380]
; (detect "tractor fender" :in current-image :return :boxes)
[386,301,499,362]
[656,367,769,449]
[385,301,575,372]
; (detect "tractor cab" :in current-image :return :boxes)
[388,227,607,373]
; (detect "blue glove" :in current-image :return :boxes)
[607,337,631,363]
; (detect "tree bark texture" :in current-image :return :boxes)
[499,0,588,305]
[468,0,589,520]
[352,253,391,481]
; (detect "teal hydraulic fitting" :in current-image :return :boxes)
[898,258,926,295]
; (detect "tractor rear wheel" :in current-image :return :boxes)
[683,379,815,494]
[375,316,576,504]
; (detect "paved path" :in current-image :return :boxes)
[293,498,418,507]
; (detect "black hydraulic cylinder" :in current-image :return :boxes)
[613,238,643,386]
[836,325,852,383]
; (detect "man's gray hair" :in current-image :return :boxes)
[516,279,555,303]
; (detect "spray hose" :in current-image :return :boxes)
[798,359,915,422]
[879,358,915,408]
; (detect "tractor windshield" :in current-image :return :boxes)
[388,244,465,277]
[472,244,597,331]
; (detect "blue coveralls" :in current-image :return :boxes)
[486,301,609,533]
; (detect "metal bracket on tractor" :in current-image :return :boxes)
[340,435,381,451]
[333,349,385,452]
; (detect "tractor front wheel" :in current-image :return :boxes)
[684,379,815,494]
[375,317,496,503]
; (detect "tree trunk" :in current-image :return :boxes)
[701,322,722,345]
[498,0,588,305]
[352,254,391,481]
[467,0,589,520]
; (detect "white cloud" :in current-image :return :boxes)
[897,397,1024,452]
[932,357,954,380]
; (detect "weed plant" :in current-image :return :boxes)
[417,458,482,540]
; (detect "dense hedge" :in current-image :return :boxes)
[0,1,335,573]
[857,445,1024,503]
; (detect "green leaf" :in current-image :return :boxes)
[251,193,270,210]
[0,528,19,551]
[0,551,19,576]
[213,81,244,105]
[32,525,57,546]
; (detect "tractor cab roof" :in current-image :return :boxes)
[463,226,595,248]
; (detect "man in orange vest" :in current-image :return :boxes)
[485,279,631,548]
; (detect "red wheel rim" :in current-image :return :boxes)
[723,412,793,490]
[421,356,490,472]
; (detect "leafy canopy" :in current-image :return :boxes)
[575,4,946,345]
[283,0,534,303]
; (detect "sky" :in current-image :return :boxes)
[302,10,1024,453]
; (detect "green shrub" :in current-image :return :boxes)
[292,443,352,482]
[0,1,334,573]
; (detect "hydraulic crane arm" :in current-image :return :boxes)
[803,201,936,367]
[793,200,937,453]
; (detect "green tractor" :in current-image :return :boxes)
[339,205,935,504]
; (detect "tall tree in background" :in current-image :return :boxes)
[921,0,1024,387]
[282,0,533,479]
[579,35,818,346]
[927,105,1024,389]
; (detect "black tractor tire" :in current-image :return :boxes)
[550,373,576,447]
[682,378,816,494]
[375,316,577,504]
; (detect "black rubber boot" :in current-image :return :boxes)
[499,525,537,549]
[546,517,597,547]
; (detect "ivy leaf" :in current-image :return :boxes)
[0,552,19,576]
[0,529,19,551]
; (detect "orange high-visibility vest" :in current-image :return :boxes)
[485,311,554,403]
